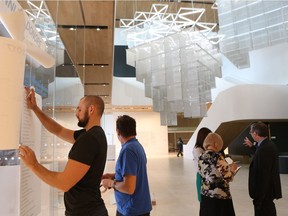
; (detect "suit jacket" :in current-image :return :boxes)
[249,138,282,202]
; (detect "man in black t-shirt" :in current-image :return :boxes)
[19,87,108,216]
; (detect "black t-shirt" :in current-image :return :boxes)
[64,126,108,216]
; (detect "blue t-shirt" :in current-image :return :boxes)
[114,138,152,216]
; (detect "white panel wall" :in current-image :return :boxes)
[221,43,288,86]
[45,111,167,161]
[112,77,152,106]
[112,112,168,158]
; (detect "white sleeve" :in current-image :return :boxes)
[192,147,204,170]
[193,147,203,160]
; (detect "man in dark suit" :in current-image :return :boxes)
[247,122,282,216]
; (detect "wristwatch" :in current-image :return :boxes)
[112,180,117,190]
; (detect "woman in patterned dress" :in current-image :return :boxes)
[198,133,238,216]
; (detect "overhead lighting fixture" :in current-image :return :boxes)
[58,25,108,30]
[120,4,221,48]
[211,0,218,9]
[124,3,222,125]
[84,83,109,86]
[23,0,65,50]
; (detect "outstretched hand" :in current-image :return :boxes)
[243,137,253,147]
[19,145,38,169]
[24,86,37,110]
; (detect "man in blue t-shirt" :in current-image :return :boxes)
[19,87,108,216]
[102,115,152,216]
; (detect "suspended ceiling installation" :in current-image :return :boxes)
[18,0,217,108]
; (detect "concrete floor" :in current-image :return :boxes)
[54,154,288,216]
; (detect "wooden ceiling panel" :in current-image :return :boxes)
[58,28,113,65]
[51,0,115,103]
[18,1,31,9]
[76,65,112,84]
[84,29,113,64]
[115,1,154,27]
[45,1,84,26]
[84,84,112,96]
[115,1,217,27]
[85,72,112,84]
[81,1,115,28]
[102,96,111,104]
[57,28,85,64]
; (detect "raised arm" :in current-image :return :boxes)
[19,145,89,192]
[25,86,75,144]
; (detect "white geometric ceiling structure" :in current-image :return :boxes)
[124,3,222,125]
[24,0,64,50]
[218,0,288,69]
[120,3,223,48]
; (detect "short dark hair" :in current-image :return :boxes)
[116,115,137,138]
[82,95,105,116]
[250,122,269,137]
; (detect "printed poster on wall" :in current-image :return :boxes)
[19,91,42,216]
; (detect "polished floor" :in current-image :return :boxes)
[56,154,288,216]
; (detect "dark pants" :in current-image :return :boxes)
[116,211,150,216]
[200,195,235,216]
[177,151,183,157]
[65,208,108,216]
[253,200,276,216]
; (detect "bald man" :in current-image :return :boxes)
[19,87,108,216]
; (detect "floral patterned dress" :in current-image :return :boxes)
[198,150,234,199]
[198,150,236,216]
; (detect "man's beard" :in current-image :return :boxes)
[78,111,89,128]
